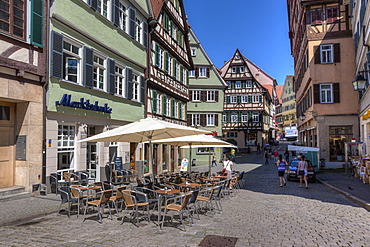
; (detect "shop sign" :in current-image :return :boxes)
[362,110,370,120]
[56,94,112,113]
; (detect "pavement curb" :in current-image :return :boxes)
[0,207,59,227]
[317,178,370,211]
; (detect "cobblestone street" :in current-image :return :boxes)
[1,154,369,247]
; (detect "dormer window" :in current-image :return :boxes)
[232,66,245,73]
[235,55,240,59]
[191,48,196,57]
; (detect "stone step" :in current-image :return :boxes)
[0,186,30,202]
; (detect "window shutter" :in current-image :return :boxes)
[187,114,192,126]
[164,51,169,73]
[259,95,262,103]
[231,82,235,89]
[164,14,169,31]
[155,43,160,67]
[83,46,94,88]
[128,8,136,38]
[248,112,252,122]
[163,95,167,115]
[143,21,148,47]
[107,59,116,94]
[248,95,252,103]
[140,75,145,104]
[334,43,340,63]
[226,96,230,103]
[333,83,340,103]
[215,91,219,102]
[241,81,246,88]
[152,90,157,113]
[180,65,184,83]
[195,66,199,78]
[215,114,218,126]
[112,0,120,27]
[314,46,321,64]
[201,91,207,102]
[200,114,206,126]
[91,0,98,10]
[50,31,63,79]
[206,67,210,78]
[30,0,43,48]
[172,99,176,118]
[126,68,133,99]
[238,112,242,123]
[237,96,241,103]
[313,84,320,103]
[179,102,183,119]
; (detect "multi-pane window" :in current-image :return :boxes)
[235,81,241,89]
[227,132,238,138]
[132,73,139,101]
[320,84,333,103]
[242,114,248,123]
[320,44,333,64]
[58,125,75,148]
[93,55,105,90]
[192,90,200,101]
[246,81,253,88]
[230,96,237,103]
[0,0,25,38]
[231,114,238,123]
[327,6,339,23]
[252,113,259,122]
[191,49,196,56]
[173,101,178,118]
[167,54,172,74]
[207,114,215,126]
[118,2,127,32]
[135,17,141,43]
[192,114,200,126]
[165,97,170,116]
[241,95,248,103]
[207,91,215,102]
[308,8,322,25]
[156,93,161,114]
[232,66,244,73]
[222,114,226,123]
[252,95,260,103]
[115,66,125,96]
[97,0,109,18]
[63,41,80,83]
[158,46,164,69]
[199,67,207,77]
[188,70,195,77]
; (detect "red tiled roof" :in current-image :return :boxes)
[276,85,284,103]
[150,0,166,19]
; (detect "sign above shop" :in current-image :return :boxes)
[56,94,112,113]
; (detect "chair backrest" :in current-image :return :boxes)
[100,189,113,204]
[189,190,199,204]
[180,193,192,210]
[50,173,58,184]
[122,190,134,206]
[59,186,71,203]
[215,186,222,198]
[115,186,127,200]
[70,185,80,198]
[133,187,147,203]
[64,172,72,182]
[207,187,215,199]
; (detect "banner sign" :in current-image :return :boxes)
[56,94,112,113]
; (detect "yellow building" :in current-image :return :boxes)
[281,75,296,128]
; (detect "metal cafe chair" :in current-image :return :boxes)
[83,189,113,224]
[161,192,192,231]
[121,190,150,225]
[58,186,79,218]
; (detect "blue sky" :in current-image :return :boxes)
[184,0,294,85]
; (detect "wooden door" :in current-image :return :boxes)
[0,127,14,188]
[130,143,136,174]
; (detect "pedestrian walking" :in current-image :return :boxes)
[230,148,236,163]
[298,155,308,189]
[276,154,288,187]
[257,143,261,154]
[284,148,290,162]
[212,152,217,167]
[273,149,279,161]
[223,156,233,179]
[264,151,269,165]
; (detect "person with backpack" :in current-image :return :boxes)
[276,154,288,187]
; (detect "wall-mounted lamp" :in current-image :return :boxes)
[352,72,367,91]
[299,111,316,121]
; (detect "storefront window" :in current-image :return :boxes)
[245,133,256,146]
[329,126,353,161]
[57,125,75,170]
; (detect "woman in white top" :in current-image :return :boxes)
[297,155,308,189]
[223,157,233,179]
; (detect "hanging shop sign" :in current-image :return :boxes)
[56,94,112,113]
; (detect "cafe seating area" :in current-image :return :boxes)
[56,170,245,231]
[351,156,370,184]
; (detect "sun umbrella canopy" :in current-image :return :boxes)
[180,144,238,149]
[79,117,209,143]
[149,134,230,146]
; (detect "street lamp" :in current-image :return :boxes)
[352,73,367,91]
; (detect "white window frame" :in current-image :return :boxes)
[320,44,334,64]
[156,93,162,114]
[132,73,139,101]
[241,114,248,123]
[58,125,75,148]
[191,48,196,57]
[188,70,195,77]
[165,97,170,116]
[241,95,248,103]
[207,90,215,102]
[115,64,125,97]
[192,114,200,126]
[230,96,237,103]
[135,17,142,43]
[252,113,259,122]
[192,90,200,101]
[246,81,253,88]
[63,39,81,84]
[320,83,333,103]
[93,54,106,90]
[97,0,110,19]
[118,1,127,32]
[231,114,238,123]
[207,114,215,126]
[199,67,207,77]
[235,81,241,89]
[167,55,172,75]
[222,114,226,123]
[158,46,164,69]
[252,95,260,103]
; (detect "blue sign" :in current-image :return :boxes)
[56,94,112,113]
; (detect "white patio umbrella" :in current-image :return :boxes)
[79,117,208,180]
[150,134,234,174]
[181,143,238,177]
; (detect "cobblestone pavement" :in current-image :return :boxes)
[1,153,370,246]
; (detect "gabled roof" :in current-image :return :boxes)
[276,85,284,103]
[150,0,166,19]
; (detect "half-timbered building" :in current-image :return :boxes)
[0,0,46,193]
[220,49,275,151]
[147,0,193,174]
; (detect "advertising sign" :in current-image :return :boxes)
[180,158,188,172]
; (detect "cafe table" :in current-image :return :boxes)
[154,188,181,225]
[177,183,201,191]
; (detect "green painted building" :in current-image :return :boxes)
[46,0,151,183]
[186,28,227,166]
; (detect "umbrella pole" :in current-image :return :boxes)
[149,139,155,183]
[188,143,192,175]
[208,148,211,178]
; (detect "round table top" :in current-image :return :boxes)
[154,188,181,195]
[177,183,201,188]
